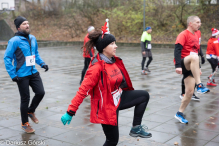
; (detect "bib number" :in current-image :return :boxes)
[148,44,152,49]
[112,88,123,106]
[190,52,198,55]
[26,55,35,66]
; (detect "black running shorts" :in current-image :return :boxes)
[181,58,193,79]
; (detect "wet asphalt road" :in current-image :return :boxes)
[0,46,219,146]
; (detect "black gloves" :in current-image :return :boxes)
[201,56,205,64]
[42,65,49,72]
[12,76,20,82]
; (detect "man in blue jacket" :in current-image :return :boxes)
[4,16,49,133]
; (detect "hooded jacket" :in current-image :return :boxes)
[67,53,134,126]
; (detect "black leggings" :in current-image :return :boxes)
[207,58,218,73]
[80,57,91,83]
[141,57,153,70]
[101,90,150,146]
[17,72,45,124]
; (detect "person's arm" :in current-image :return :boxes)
[67,63,101,116]
[4,40,18,79]
[199,46,205,65]
[198,46,203,56]
[141,41,146,52]
[141,32,146,52]
[174,43,183,68]
[34,38,45,67]
[214,41,219,59]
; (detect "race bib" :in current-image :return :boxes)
[26,55,35,66]
[190,52,198,55]
[148,44,152,49]
[112,88,123,106]
[199,38,201,45]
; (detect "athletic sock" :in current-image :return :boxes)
[133,125,140,128]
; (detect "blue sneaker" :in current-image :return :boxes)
[197,83,210,94]
[174,112,188,124]
[129,125,152,138]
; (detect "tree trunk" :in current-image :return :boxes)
[37,0,41,6]
[11,11,16,19]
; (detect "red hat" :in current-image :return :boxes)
[211,28,219,36]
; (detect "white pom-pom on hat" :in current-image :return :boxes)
[212,28,219,36]
[105,18,110,34]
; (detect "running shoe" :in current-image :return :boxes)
[21,122,35,133]
[144,67,151,72]
[141,71,147,75]
[191,94,200,101]
[207,82,217,86]
[179,94,200,101]
[197,83,210,94]
[129,125,152,138]
[28,113,39,124]
[179,94,184,100]
[174,112,188,124]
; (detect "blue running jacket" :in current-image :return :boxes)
[4,34,45,79]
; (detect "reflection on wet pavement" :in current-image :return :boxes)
[0,46,219,146]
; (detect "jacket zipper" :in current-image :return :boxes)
[28,38,33,75]
[100,71,104,87]
[96,100,100,119]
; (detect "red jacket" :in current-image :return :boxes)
[67,53,134,126]
[206,38,219,57]
[83,33,95,58]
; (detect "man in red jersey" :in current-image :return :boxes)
[174,16,209,124]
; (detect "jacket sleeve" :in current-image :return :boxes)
[4,40,17,79]
[198,46,204,57]
[214,41,219,57]
[34,39,45,67]
[67,63,101,115]
[141,41,146,52]
[174,43,183,68]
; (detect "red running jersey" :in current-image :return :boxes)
[175,30,201,59]
[105,63,123,92]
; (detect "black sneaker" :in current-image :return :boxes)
[179,94,200,101]
[192,94,200,101]
[144,67,151,72]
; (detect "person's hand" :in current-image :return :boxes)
[142,51,146,55]
[42,65,49,72]
[12,76,20,82]
[201,56,205,64]
[175,68,182,74]
[61,112,72,125]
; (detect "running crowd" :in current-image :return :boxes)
[3,15,219,146]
